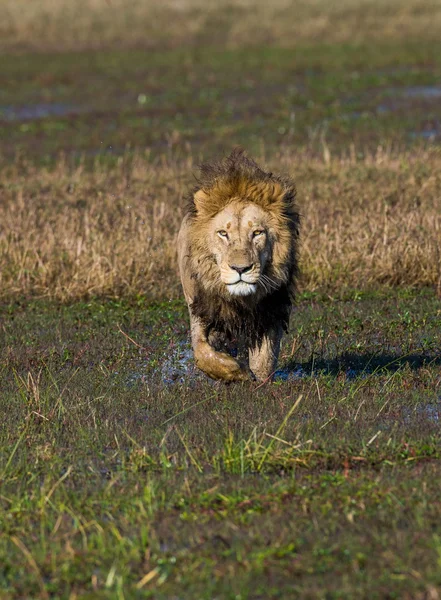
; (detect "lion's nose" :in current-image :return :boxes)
[230,264,253,275]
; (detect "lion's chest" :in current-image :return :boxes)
[191,286,291,346]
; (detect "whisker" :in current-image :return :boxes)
[260,274,278,291]
[264,274,278,289]
[258,276,271,293]
[259,279,269,293]
[264,278,277,292]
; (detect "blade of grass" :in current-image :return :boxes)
[257,394,302,471]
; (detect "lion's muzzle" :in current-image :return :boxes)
[223,263,259,296]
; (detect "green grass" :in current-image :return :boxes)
[1,41,441,161]
[1,290,441,597]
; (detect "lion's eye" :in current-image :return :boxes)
[252,230,264,238]
[217,230,228,239]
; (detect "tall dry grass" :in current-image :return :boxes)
[0,147,440,302]
[2,0,441,53]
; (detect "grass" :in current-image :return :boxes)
[1,42,441,159]
[1,148,440,301]
[2,0,441,53]
[1,291,441,597]
[1,0,441,597]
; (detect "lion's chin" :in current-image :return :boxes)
[226,281,257,297]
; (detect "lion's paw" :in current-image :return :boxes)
[194,343,251,382]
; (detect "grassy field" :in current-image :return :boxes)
[1,1,441,598]
[1,149,441,301]
[2,0,441,53]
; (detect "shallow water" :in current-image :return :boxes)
[402,86,441,99]
[147,342,408,386]
[121,340,441,426]
[0,103,74,121]
[160,341,200,384]
[402,403,441,423]
[410,129,439,140]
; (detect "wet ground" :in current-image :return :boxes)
[0,45,440,161]
[12,290,431,431]
[127,336,441,428]
[2,289,441,428]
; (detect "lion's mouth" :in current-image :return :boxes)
[227,281,257,296]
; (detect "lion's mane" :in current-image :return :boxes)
[184,149,300,346]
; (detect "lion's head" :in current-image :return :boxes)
[186,149,300,303]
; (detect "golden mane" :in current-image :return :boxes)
[187,148,298,225]
[185,149,300,305]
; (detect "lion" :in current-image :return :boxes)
[177,149,300,382]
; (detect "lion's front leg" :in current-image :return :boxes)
[190,313,251,382]
[248,327,283,382]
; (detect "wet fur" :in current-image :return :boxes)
[179,148,300,379]
[192,285,292,348]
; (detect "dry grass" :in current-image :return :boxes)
[2,0,441,53]
[293,146,441,294]
[1,147,440,302]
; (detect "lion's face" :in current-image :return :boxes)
[210,201,272,297]
[186,164,299,305]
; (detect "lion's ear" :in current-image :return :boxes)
[193,189,209,213]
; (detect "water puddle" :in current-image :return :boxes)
[160,341,200,384]
[340,85,441,139]
[274,367,306,381]
[378,402,441,432]
[135,343,384,386]
[121,344,441,430]
[371,85,441,107]
[123,340,441,396]
[402,403,441,423]
[0,103,74,121]
[159,343,310,384]
[125,363,150,388]
[410,129,440,140]
[402,86,441,99]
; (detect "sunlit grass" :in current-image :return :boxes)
[1,147,440,302]
[2,0,441,53]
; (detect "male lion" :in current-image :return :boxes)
[178,149,300,382]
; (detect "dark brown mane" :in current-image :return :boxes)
[191,277,293,347]
[186,148,297,220]
[198,147,272,189]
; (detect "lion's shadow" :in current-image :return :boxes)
[279,351,441,380]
